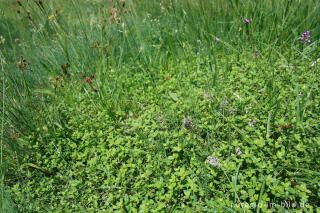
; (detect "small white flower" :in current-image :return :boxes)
[248,119,257,127]
[235,147,242,156]
[207,156,221,167]
[0,35,5,44]
[203,93,214,101]
[220,98,228,109]
[233,93,241,100]
[311,58,320,67]
[229,107,235,115]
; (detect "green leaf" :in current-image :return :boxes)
[169,92,179,102]
[34,89,55,96]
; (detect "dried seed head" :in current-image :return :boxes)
[183,117,193,130]
[15,38,19,43]
[17,10,21,14]
[17,0,22,6]
[27,10,31,15]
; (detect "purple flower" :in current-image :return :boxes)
[299,30,311,44]
[253,51,258,58]
[244,18,249,24]
[215,37,220,43]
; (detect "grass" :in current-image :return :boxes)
[0,0,320,212]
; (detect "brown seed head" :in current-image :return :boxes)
[15,38,19,43]
[17,0,22,6]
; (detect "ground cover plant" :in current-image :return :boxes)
[0,0,320,212]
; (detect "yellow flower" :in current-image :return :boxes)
[48,14,54,20]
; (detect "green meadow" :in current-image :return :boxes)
[0,0,320,212]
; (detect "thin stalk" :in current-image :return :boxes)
[1,64,5,213]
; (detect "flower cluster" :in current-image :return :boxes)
[299,30,311,44]
[61,63,72,77]
[49,76,64,90]
[48,9,63,22]
[109,0,131,25]
[207,156,221,167]
[17,56,32,72]
[82,74,95,84]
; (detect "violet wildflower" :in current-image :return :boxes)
[299,30,311,44]
[244,18,249,24]
[215,37,220,43]
[253,51,258,58]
